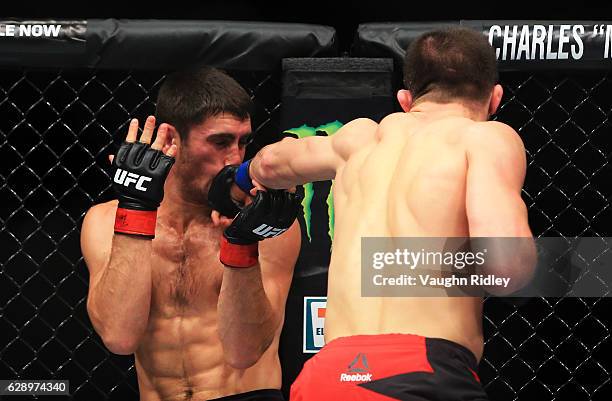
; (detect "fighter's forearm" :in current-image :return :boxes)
[250,139,307,189]
[88,235,152,354]
[217,265,277,369]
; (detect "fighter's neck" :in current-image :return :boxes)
[158,183,214,232]
[409,101,488,121]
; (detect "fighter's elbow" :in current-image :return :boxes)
[103,335,139,355]
[95,321,140,355]
[484,244,537,296]
[224,349,261,370]
[88,305,140,355]
[92,321,140,354]
[223,334,274,370]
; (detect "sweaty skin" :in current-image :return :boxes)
[250,101,535,362]
[81,115,300,401]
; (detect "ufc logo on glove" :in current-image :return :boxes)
[114,168,153,192]
[252,224,288,238]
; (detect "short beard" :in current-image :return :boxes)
[174,175,210,206]
[173,151,212,206]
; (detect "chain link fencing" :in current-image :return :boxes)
[1,67,610,400]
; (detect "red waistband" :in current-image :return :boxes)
[323,333,478,368]
[324,333,426,348]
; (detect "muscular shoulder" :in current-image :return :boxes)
[331,118,378,161]
[465,121,524,151]
[344,117,379,130]
[378,112,410,126]
[464,121,527,178]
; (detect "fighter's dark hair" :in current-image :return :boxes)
[156,65,254,141]
[403,27,499,103]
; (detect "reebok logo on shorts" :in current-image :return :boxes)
[339,373,372,382]
[339,353,372,382]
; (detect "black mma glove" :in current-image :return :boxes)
[220,190,301,268]
[112,141,174,238]
[208,165,242,218]
[208,160,256,218]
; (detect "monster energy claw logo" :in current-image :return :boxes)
[284,121,343,245]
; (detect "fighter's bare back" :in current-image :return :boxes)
[318,111,528,361]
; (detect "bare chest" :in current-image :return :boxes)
[149,225,225,316]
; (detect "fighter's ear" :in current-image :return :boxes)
[488,84,504,116]
[397,89,413,112]
[163,124,181,153]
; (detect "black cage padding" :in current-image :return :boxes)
[0,19,338,71]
